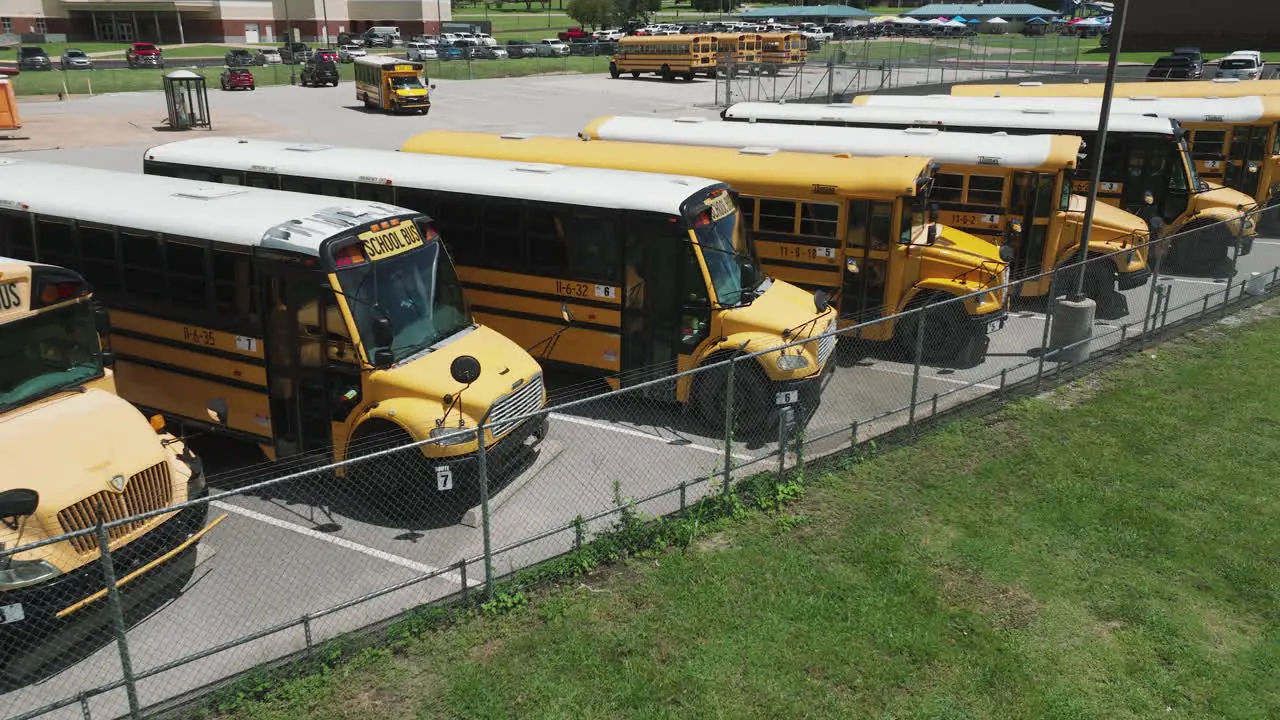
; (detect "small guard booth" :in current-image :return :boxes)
[0,68,20,132]
[162,70,212,130]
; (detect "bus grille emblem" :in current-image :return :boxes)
[108,475,127,493]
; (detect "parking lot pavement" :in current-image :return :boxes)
[5,74,1278,720]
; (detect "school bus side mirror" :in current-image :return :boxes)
[430,84,437,90]
[373,348,395,369]
[845,258,859,274]
[560,301,575,325]
[450,355,482,385]
[927,223,939,245]
[813,289,831,312]
[205,398,229,427]
[372,315,394,348]
[0,488,39,521]
[93,304,111,336]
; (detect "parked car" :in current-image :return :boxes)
[225,48,255,67]
[472,45,509,60]
[300,57,340,87]
[405,42,435,61]
[1216,51,1264,80]
[558,26,590,42]
[1148,55,1198,81]
[338,44,367,62]
[451,39,482,59]
[439,44,465,61]
[506,40,538,59]
[475,33,498,47]
[313,48,339,64]
[539,39,570,57]
[59,48,93,70]
[280,42,311,64]
[18,47,52,71]
[255,47,283,65]
[1171,47,1205,78]
[125,42,163,68]
[220,67,255,90]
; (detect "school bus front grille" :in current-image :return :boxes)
[816,321,837,369]
[58,462,173,554]
[489,373,545,437]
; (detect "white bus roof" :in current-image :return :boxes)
[0,158,409,256]
[584,115,1081,171]
[723,102,1179,135]
[143,137,727,216]
[853,94,1278,124]
[353,55,419,68]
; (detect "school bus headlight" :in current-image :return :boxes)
[430,426,474,446]
[776,353,810,371]
[0,559,60,590]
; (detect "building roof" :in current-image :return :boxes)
[0,158,410,256]
[903,3,1057,18]
[737,5,876,19]
[143,137,726,217]
[583,115,1082,172]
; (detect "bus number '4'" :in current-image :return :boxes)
[436,466,454,492]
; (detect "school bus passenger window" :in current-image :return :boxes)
[35,218,75,268]
[967,176,1005,206]
[0,212,34,258]
[845,200,870,248]
[934,173,965,203]
[1191,129,1226,158]
[800,203,839,238]
[564,213,621,284]
[1271,123,1280,155]
[281,175,321,194]
[213,249,258,328]
[79,225,120,292]
[318,179,354,199]
[120,231,165,302]
[167,241,209,311]
[738,195,757,231]
[355,182,393,204]
[525,207,567,272]
[869,202,893,249]
[217,173,243,186]
[757,199,797,234]
[246,172,274,189]
[431,197,483,265]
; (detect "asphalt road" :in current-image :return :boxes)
[2,74,1277,720]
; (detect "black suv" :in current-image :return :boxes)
[225,48,256,66]
[300,57,339,87]
[17,47,52,71]
[1171,47,1204,78]
[1148,55,1197,81]
[506,39,538,59]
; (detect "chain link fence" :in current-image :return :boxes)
[2,205,1278,720]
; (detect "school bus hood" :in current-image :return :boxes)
[1068,194,1149,239]
[0,388,167,517]
[395,88,428,97]
[926,224,1005,263]
[1193,182,1256,212]
[720,279,837,352]
[369,324,544,431]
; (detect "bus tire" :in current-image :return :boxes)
[894,295,985,368]
[683,71,694,81]
[609,62,620,78]
[661,65,674,81]
[346,421,455,520]
[1168,221,1232,276]
[692,353,774,437]
[631,71,641,78]
[707,68,717,78]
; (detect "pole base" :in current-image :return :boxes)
[1048,297,1096,365]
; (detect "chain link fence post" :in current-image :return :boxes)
[94,504,141,720]
[1141,234,1166,349]
[475,423,494,602]
[721,354,736,496]
[1036,270,1058,390]
[907,302,928,436]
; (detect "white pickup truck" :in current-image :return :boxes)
[1216,50,1265,80]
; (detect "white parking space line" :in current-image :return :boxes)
[550,413,752,461]
[1164,277,1230,286]
[210,501,471,586]
[1252,240,1280,246]
[857,364,1001,391]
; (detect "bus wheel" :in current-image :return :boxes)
[661,65,674,81]
[631,71,641,78]
[346,421,454,521]
[609,62,620,78]
[707,68,717,78]
[683,71,695,81]
[693,354,773,438]
[1169,222,1231,276]
[894,297,985,368]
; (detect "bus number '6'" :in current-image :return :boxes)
[435,466,454,492]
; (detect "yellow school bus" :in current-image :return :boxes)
[0,256,216,658]
[731,101,1258,275]
[400,130,1011,368]
[709,33,761,76]
[951,78,1280,100]
[587,115,1151,313]
[143,137,839,433]
[864,94,1280,228]
[0,158,547,507]
[610,34,717,81]
[757,33,806,75]
[354,55,430,114]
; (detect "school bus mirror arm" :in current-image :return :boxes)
[93,303,111,336]
[205,398,229,427]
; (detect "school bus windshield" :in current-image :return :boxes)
[0,301,102,412]
[690,203,760,307]
[332,222,470,363]
[389,75,424,91]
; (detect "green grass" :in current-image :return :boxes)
[203,302,1280,720]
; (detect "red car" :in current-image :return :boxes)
[313,48,339,64]
[220,67,255,90]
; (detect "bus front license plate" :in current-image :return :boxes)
[1,603,25,625]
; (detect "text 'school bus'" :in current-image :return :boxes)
[726,101,1258,275]
[0,158,548,507]
[951,78,1280,100]
[610,34,717,82]
[757,33,806,75]
[855,94,1280,221]
[399,131,1011,368]
[0,256,216,668]
[142,137,839,433]
[354,55,430,114]
[586,115,1152,310]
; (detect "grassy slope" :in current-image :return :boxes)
[212,306,1280,719]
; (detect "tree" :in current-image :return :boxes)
[691,0,733,12]
[566,0,615,30]
[616,0,661,24]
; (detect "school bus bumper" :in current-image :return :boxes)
[430,413,549,498]
[1118,267,1153,291]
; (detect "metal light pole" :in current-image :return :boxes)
[1072,0,1127,299]
[436,0,443,36]
[321,0,329,46]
